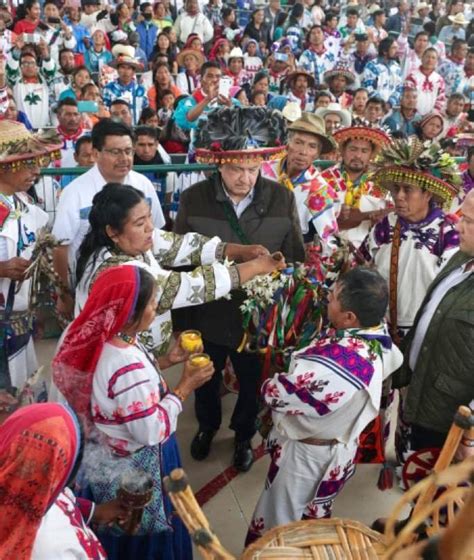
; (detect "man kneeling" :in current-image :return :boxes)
[246,267,403,545]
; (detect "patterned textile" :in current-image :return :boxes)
[320,163,389,248]
[80,443,169,536]
[102,79,148,126]
[405,69,446,116]
[298,48,336,86]
[53,266,140,423]
[246,326,403,544]
[261,158,337,250]
[0,403,81,559]
[361,57,402,106]
[438,57,466,97]
[360,208,460,334]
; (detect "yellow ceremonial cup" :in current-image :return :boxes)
[180,330,203,353]
[189,353,211,368]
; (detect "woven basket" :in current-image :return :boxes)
[241,518,388,559]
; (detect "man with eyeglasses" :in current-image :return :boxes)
[7,35,56,128]
[52,119,164,319]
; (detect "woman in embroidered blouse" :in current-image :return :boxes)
[53,265,216,559]
[74,183,285,355]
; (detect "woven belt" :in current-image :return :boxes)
[0,311,31,337]
[299,437,338,446]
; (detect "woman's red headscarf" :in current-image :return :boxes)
[0,403,81,559]
[53,265,141,420]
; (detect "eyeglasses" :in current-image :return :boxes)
[21,61,37,67]
[101,148,135,157]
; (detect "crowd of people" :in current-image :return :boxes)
[1,0,474,559]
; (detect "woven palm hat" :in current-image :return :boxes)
[448,13,470,26]
[332,121,391,153]
[194,107,287,164]
[176,47,206,67]
[0,120,62,171]
[286,70,316,90]
[371,138,461,209]
[288,113,336,155]
[324,60,356,85]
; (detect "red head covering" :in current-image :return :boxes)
[53,265,141,420]
[0,403,81,559]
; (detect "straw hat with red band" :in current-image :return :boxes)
[371,137,461,209]
[176,47,206,68]
[0,120,62,171]
[194,106,287,165]
[332,121,391,152]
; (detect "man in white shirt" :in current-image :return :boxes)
[52,118,164,318]
[173,0,213,46]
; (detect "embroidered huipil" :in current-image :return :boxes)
[438,56,466,96]
[298,47,336,86]
[246,326,403,542]
[0,193,48,391]
[75,230,238,354]
[361,57,402,106]
[102,78,148,125]
[360,209,460,335]
[405,68,446,116]
[261,158,337,250]
[320,163,389,248]
[91,342,183,455]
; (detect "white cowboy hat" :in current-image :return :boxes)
[368,4,383,15]
[110,44,143,70]
[281,101,302,123]
[415,2,430,12]
[314,103,352,128]
[448,13,470,26]
[228,47,244,60]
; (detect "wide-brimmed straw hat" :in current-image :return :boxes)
[314,103,352,128]
[286,70,315,89]
[0,120,62,170]
[324,60,356,85]
[448,13,470,26]
[288,113,336,154]
[194,107,287,164]
[371,137,461,209]
[332,120,391,152]
[110,44,143,70]
[176,47,206,67]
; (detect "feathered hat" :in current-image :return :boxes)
[194,107,287,164]
[371,137,461,209]
[333,118,391,153]
[0,120,62,171]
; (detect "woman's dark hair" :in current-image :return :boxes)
[289,3,304,23]
[72,65,90,79]
[76,183,145,284]
[253,70,269,86]
[274,11,288,28]
[138,106,159,124]
[337,267,389,328]
[129,267,156,327]
[378,37,395,58]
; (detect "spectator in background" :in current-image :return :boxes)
[405,48,446,116]
[244,39,263,79]
[351,87,369,119]
[398,31,430,79]
[364,96,385,125]
[323,12,342,56]
[385,0,410,35]
[49,48,76,109]
[176,48,205,96]
[103,45,147,126]
[13,0,40,35]
[284,4,305,55]
[59,66,92,101]
[442,92,468,135]
[157,89,176,126]
[7,39,56,129]
[226,47,252,88]
[138,106,160,127]
[4,94,33,130]
[174,0,213,46]
[414,112,444,142]
[243,8,269,54]
[438,39,469,97]
[285,70,315,111]
[41,0,77,62]
[217,6,240,43]
[84,28,112,74]
[362,37,402,108]
[133,125,176,208]
[151,32,178,73]
[208,37,231,71]
[341,32,374,87]
[109,99,133,127]
[436,0,465,35]
[136,2,158,65]
[56,98,86,168]
[299,25,337,87]
[64,4,90,55]
[438,12,469,44]
[81,82,110,128]
[61,136,96,188]
[148,61,181,111]
[204,0,223,29]
[263,0,282,40]
[152,1,173,31]
[383,85,420,137]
